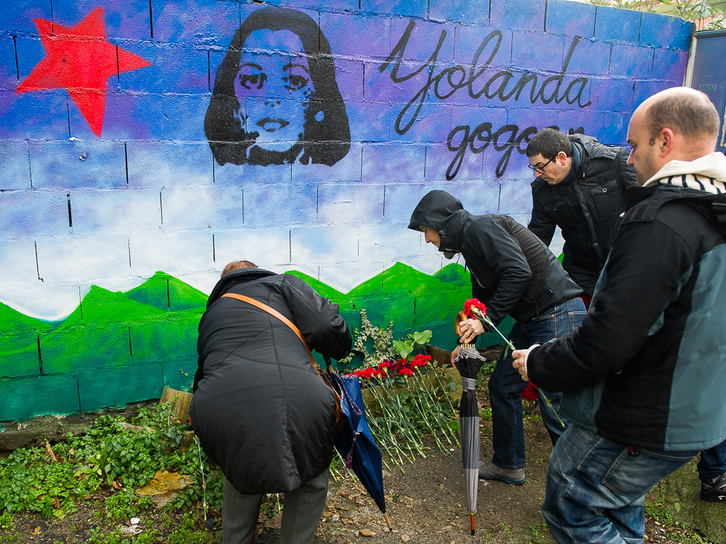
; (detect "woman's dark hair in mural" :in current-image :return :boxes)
[204,7,350,166]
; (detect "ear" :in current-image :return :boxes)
[557,151,568,165]
[659,128,675,157]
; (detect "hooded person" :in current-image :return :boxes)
[191,260,352,544]
[408,190,585,485]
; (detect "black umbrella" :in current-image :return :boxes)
[453,314,486,535]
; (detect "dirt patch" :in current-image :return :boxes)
[307,415,555,544]
[265,409,677,543]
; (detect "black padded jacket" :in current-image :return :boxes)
[191,268,351,494]
[528,134,636,296]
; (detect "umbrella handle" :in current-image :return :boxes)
[323,354,334,372]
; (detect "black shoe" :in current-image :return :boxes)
[701,472,726,502]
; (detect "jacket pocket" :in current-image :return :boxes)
[588,180,619,218]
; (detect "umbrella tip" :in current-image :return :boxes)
[384,512,392,530]
[470,513,475,535]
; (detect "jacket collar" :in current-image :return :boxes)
[207,268,277,308]
[624,184,726,225]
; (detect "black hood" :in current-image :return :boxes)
[409,190,469,259]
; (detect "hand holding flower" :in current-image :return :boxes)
[461,298,514,351]
[512,346,539,382]
[458,318,485,344]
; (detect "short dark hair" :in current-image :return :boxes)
[221,260,258,278]
[526,128,572,160]
[204,6,350,166]
[646,90,719,144]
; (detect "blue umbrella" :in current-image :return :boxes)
[325,365,392,529]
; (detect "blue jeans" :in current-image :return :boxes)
[544,426,699,544]
[487,298,586,470]
[698,438,726,481]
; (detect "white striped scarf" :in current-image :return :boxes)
[654,172,726,194]
[643,152,726,195]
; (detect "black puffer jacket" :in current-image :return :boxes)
[409,190,582,326]
[527,184,726,451]
[528,134,636,295]
[191,268,351,494]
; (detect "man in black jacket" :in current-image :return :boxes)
[409,191,585,486]
[191,260,352,544]
[526,129,636,305]
[513,88,726,542]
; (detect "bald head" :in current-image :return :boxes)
[627,87,720,185]
[638,87,719,151]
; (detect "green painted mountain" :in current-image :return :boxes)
[284,270,346,302]
[289,262,473,351]
[0,303,57,378]
[37,284,201,375]
[126,271,209,311]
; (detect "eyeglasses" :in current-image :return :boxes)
[528,157,554,174]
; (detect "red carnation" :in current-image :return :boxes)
[463,298,487,320]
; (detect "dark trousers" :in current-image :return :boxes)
[222,467,330,544]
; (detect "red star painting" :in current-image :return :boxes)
[16,8,151,137]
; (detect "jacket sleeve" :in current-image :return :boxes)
[527,218,693,392]
[280,275,352,361]
[470,219,532,326]
[528,187,556,246]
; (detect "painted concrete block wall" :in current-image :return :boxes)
[0,0,692,422]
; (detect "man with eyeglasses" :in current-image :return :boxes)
[525,129,636,306]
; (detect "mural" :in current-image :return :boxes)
[0,0,693,422]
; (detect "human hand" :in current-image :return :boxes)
[512,344,540,382]
[458,318,484,344]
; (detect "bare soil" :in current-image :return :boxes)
[308,413,556,544]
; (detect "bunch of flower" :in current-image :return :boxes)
[461,298,564,427]
[350,354,431,381]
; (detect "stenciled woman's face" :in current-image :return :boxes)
[234,29,315,154]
